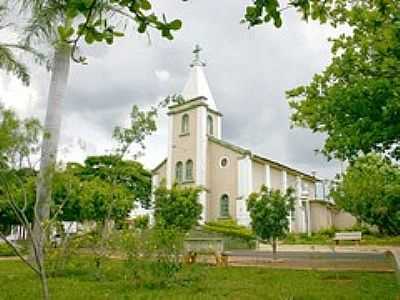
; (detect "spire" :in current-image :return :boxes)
[182,45,217,111]
[191,44,205,67]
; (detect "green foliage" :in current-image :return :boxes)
[0,5,46,85]
[111,227,185,288]
[79,178,133,223]
[242,0,350,28]
[52,155,151,223]
[0,105,42,168]
[287,0,400,161]
[0,168,36,229]
[247,186,295,243]
[331,154,400,235]
[113,104,158,159]
[154,184,202,233]
[0,242,16,256]
[203,219,255,242]
[132,215,149,230]
[22,0,182,63]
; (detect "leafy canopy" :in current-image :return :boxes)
[332,154,400,236]
[0,168,36,232]
[0,105,42,169]
[52,155,152,223]
[287,0,400,161]
[154,184,202,233]
[247,186,295,242]
[22,0,182,63]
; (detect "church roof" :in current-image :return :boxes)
[181,45,218,111]
[152,137,317,180]
[208,136,318,180]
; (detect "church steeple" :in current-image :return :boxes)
[182,45,218,111]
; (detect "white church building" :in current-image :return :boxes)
[152,46,355,233]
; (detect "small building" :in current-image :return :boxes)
[152,46,355,233]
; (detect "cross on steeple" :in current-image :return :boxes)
[191,44,206,67]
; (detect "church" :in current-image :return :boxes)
[151,46,355,234]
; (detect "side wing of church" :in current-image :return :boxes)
[152,46,355,234]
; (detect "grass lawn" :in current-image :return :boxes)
[0,259,399,300]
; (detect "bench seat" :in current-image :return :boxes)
[333,232,362,245]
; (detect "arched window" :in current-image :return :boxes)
[207,115,214,136]
[220,194,229,218]
[185,159,193,181]
[175,162,183,183]
[181,114,189,134]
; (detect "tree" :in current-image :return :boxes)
[0,168,36,234]
[286,0,400,161]
[0,105,42,169]
[247,186,295,258]
[331,154,400,235]
[154,184,202,233]
[113,104,158,159]
[0,4,46,85]
[17,0,182,274]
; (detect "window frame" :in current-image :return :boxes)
[219,156,230,168]
[207,114,214,136]
[181,113,190,134]
[219,194,230,218]
[175,161,183,183]
[185,159,194,182]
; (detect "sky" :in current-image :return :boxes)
[0,1,346,179]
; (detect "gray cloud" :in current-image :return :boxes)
[3,0,344,179]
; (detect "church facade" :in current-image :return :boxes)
[152,47,355,233]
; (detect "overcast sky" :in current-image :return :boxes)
[0,1,345,179]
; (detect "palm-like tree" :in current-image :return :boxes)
[15,1,181,299]
[0,5,44,85]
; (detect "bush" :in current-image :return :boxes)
[154,184,202,233]
[204,219,255,241]
[114,228,185,288]
[133,215,149,230]
[202,219,256,249]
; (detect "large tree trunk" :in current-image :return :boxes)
[32,44,71,270]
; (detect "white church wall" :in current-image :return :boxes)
[207,140,238,221]
[252,160,265,193]
[196,106,208,223]
[236,155,252,226]
[270,166,282,190]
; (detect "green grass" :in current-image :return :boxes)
[0,259,399,300]
[0,243,15,256]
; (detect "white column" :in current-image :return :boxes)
[295,176,303,233]
[166,116,174,188]
[281,170,287,192]
[265,164,271,189]
[217,115,222,139]
[281,170,292,232]
[236,155,253,226]
[196,106,208,223]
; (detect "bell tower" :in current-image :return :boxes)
[166,45,222,222]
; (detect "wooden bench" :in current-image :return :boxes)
[333,232,362,245]
[183,238,226,266]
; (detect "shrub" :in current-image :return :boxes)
[133,215,150,230]
[115,228,185,288]
[203,218,255,248]
[154,184,202,232]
